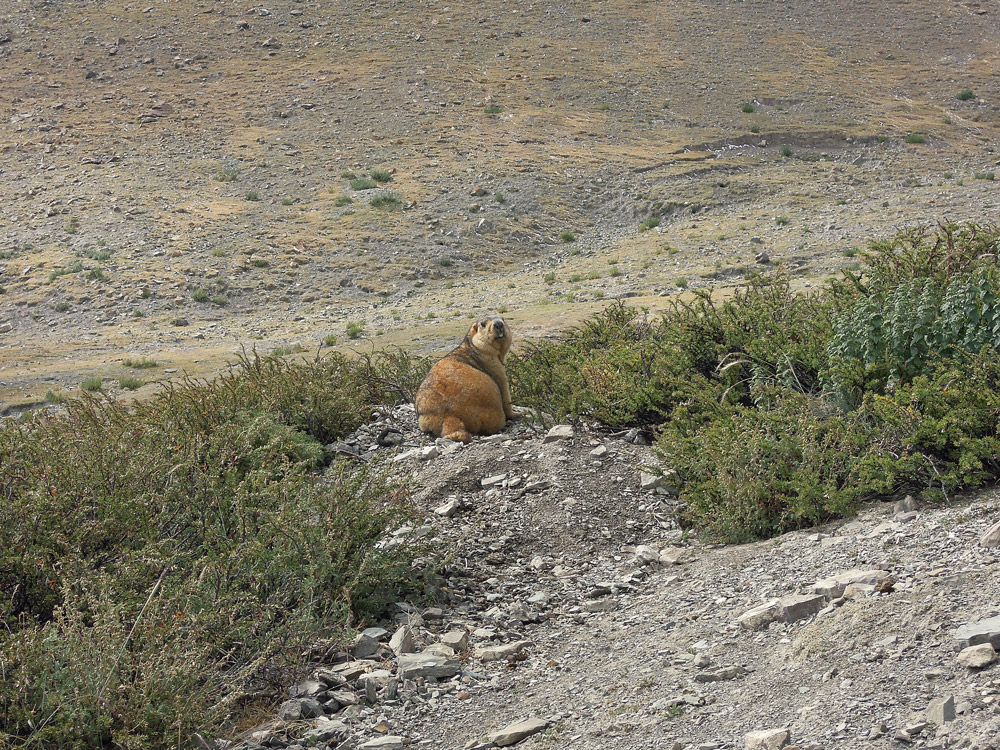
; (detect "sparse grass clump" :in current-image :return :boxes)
[191,287,211,302]
[371,169,393,183]
[85,268,108,282]
[48,259,84,282]
[214,165,240,182]
[251,258,270,268]
[0,350,432,748]
[123,357,158,369]
[560,231,576,243]
[245,190,260,201]
[780,145,793,157]
[369,192,402,210]
[775,216,790,226]
[117,376,144,390]
[484,104,502,114]
[323,334,338,347]
[544,272,556,284]
[975,172,996,181]
[53,301,70,312]
[741,102,755,113]
[957,89,977,101]
[80,377,103,391]
[905,133,927,144]
[640,216,660,232]
[335,195,354,207]
[346,320,366,339]
[350,177,377,191]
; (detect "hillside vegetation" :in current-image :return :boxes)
[3,223,1000,747]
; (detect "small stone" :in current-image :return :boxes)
[350,632,380,659]
[290,678,326,698]
[480,473,508,488]
[308,718,349,743]
[389,625,416,656]
[634,545,660,565]
[543,424,574,442]
[926,695,955,725]
[694,665,744,682]
[439,630,470,652]
[754,251,770,265]
[362,626,390,641]
[475,640,532,662]
[956,643,997,669]
[434,497,463,517]
[660,546,696,565]
[590,445,609,457]
[276,697,324,721]
[487,718,548,747]
[396,652,459,680]
[418,446,439,461]
[359,737,405,750]
[895,495,917,513]
[744,727,790,750]
[981,519,1000,548]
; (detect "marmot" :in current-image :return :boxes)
[415,316,516,443]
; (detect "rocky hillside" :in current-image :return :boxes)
[228,407,1000,750]
[2,0,1000,408]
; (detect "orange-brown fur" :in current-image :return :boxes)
[415,317,515,443]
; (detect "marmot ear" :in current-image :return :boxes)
[469,322,480,336]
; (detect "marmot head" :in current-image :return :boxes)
[468,316,512,360]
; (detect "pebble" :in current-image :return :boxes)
[542,424,574,442]
[744,727,790,750]
[926,695,956,725]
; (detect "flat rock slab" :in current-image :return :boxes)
[745,727,791,750]
[926,695,956,725]
[777,593,825,623]
[813,569,891,599]
[953,614,1000,650]
[956,642,998,669]
[739,599,782,630]
[475,640,532,662]
[359,737,405,750]
[396,652,459,680]
[542,424,573,442]
[488,718,549,746]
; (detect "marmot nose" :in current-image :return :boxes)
[494,320,505,335]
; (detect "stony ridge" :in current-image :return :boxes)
[227,407,1000,750]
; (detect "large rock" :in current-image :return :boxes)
[739,599,782,630]
[777,594,826,623]
[660,546,697,565]
[956,642,998,669]
[926,695,956,725]
[396,652,459,680]
[813,569,891,599]
[307,718,349,743]
[439,629,470,653]
[745,728,791,750]
[953,615,1000,650]
[982,519,1000,548]
[488,718,549,746]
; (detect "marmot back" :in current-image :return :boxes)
[414,317,516,443]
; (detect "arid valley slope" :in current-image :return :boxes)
[1,0,999,407]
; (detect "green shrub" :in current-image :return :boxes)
[117,376,144,390]
[780,145,793,157]
[81,377,103,391]
[741,103,755,113]
[639,216,660,232]
[191,287,210,302]
[245,190,260,201]
[371,169,393,183]
[346,321,366,339]
[484,104,501,114]
[905,133,927,144]
[957,89,976,101]
[211,295,228,306]
[0,350,432,747]
[214,165,239,182]
[560,231,576,243]
[85,268,108,282]
[350,178,377,191]
[335,195,354,207]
